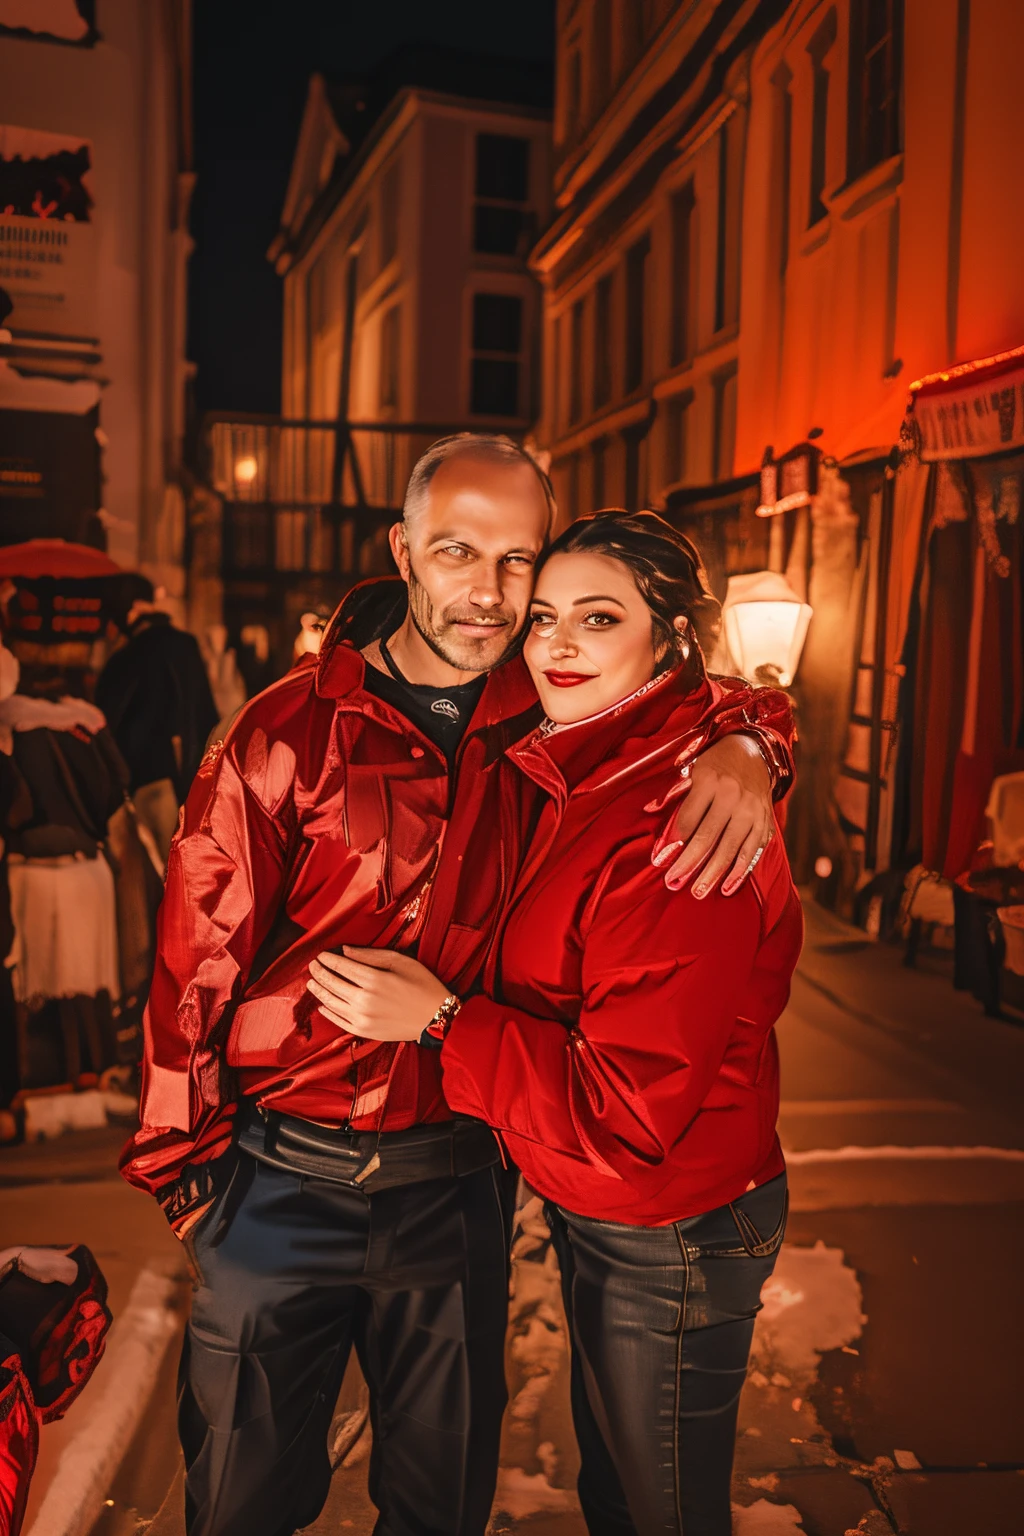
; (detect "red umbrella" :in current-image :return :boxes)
[0,540,120,579]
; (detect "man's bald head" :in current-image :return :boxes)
[387,434,555,678]
[402,433,556,536]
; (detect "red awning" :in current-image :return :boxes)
[0,539,120,579]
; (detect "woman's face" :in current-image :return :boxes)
[525,550,672,723]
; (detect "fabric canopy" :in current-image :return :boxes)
[0,538,118,578]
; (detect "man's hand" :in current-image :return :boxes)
[308,947,450,1041]
[652,735,776,898]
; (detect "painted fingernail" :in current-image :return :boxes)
[693,883,708,899]
[665,875,683,891]
[653,840,684,867]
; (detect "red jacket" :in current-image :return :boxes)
[120,582,796,1220]
[439,669,804,1226]
[0,1247,111,1536]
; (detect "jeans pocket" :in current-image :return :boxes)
[728,1174,788,1258]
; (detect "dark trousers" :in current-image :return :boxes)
[547,1173,788,1536]
[180,1150,517,1536]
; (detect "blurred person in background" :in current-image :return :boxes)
[96,574,218,865]
[1,638,129,1101]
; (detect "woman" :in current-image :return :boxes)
[0,643,128,1095]
[306,513,803,1536]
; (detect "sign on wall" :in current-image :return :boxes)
[909,349,1024,462]
[0,125,96,339]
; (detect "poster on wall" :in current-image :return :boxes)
[0,125,96,339]
[0,2,97,46]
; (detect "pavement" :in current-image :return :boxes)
[1,896,1022,1536]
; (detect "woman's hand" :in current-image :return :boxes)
[307,947,450,1041]
[652,735,775,898]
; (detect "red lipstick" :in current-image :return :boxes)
[543,671,594,688]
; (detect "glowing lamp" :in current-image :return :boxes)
[721,571,812,688]
[234,455,259,486]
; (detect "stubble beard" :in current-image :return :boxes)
[406,567,522,675]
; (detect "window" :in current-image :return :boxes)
[566,453,580,521]
[847,0,904,181]
[622,2,645,70]
[712,364,738,483]
[471,293,523,417]
[564,47,583,143]
[664,392,692,485]
[774,64,793,277]
[593,273,614,408]
[714,114,744,334]
[275,511,306,571]
[569,299,585,424]
[670,184,695,366]
[379,305,400,410]
[379,161,400,269]
[474,134,531,256]
[591,0,613,118]
[591,435,607,508]
[623,422,649,513]
[808,11,837,226]
[625,235,650,395]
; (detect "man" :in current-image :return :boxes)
[120,436,793,1536]
[97,576,219,865]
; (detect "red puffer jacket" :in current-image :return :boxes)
[120,580,796,1228]
[439,668,804,1226]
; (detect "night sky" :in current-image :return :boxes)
[189,0,556,418]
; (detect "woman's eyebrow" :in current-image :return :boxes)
[572,594,627,606]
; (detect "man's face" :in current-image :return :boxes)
[390,454,550,674]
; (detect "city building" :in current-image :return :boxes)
[533,0,1024,909]
[0,0,193,608]
[202,47,552,666]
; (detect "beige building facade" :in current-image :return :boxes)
[0,0,193,606]
[202,62,551,665]
[534,0,1024,903]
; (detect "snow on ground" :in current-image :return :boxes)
[752,1240,864,1376]
[732,1500,806,1533]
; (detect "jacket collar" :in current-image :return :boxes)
[314,576,540,736]
[509,663,714,798]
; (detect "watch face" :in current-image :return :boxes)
[430,698,460,722]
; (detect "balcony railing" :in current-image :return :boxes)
[204,414,524,581]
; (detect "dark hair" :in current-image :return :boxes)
[538,510,721,670]
[106,572,155,633]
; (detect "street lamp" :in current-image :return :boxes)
[234,455,259,488]
[721,571,812,688]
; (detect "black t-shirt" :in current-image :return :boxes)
[361,636,486,769]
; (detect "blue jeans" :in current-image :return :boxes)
[547,1172,788,1536]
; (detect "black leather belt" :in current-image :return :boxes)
[236,1098,501,1194]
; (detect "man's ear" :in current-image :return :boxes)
[389,522,411,579]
